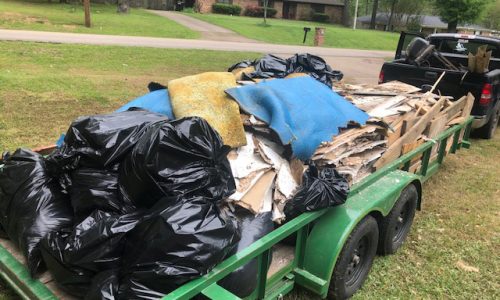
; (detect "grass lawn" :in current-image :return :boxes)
[185,12,399,51]
[0,41,498,299]
[0,0,199,38]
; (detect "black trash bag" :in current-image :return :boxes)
[40,210,143,297]
[0,149,73,275]
[228,53,343,87]
[284,165,349,220]
[70,166,135,222]
[84,269,120,300]
[48,109,168,170]
[219,211,274,298]
[119,117,235,208]
[147,81,167,92]
[119,196,240,299]
[40,230,93,297]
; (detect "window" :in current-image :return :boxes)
[431,39,500,58]
[311,4,325,13]
[259,0,274,7]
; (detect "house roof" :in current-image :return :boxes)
[357,13,447,28]
[283,0,344,6]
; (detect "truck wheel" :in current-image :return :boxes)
[477,105,499,139]
[378,184,418,255]
[328,216,378,299]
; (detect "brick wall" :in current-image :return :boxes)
[325,5,342,24]
[195,0,214,13]
[295,3,311,20]
[274,0,283,18]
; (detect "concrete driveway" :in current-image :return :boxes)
[0,29,392,84]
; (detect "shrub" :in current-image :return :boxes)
[212,3,242,15]
[244,5,277,18]
[312,12,330,23]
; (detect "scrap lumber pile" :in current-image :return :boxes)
[312,81,474,184]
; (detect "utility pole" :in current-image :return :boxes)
[353,0,359,29]
[263,0,268,25]
[83,0,91,28]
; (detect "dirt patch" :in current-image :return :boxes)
[0,12,51,25]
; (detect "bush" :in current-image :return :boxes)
[212,3,242,15]
[312,13,330,23]
[244,5,277,18]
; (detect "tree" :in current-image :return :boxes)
[117,0,129,13]
[433,0,489,32]
[370,0,379,29]
[481,0,500,30]
[343,0,351,27]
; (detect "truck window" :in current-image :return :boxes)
[430,38,499,58]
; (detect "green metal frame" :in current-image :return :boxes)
[0,118,473,300]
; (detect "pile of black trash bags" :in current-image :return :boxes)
[0,109,348,299]
[228,53,344,88]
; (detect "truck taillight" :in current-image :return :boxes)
[479,83,492,106]
[378,70,384,84]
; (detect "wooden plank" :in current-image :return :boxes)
[460,93,475,118]
[374,97,446,169]
[441,95,467,122]
[426,114,449,139]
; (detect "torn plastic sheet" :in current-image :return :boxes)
[228,53,343,87]
[226,76,370,160]
[0,149,73,276]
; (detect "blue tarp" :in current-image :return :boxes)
[225,76,369,160]
[116,89,174,119]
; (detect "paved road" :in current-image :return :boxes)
[0,29,392,83]
[147,10,257,42]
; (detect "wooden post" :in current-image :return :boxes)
[83,0,91,28]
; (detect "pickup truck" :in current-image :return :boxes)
[379,32,500,139]
[0,118,474,299]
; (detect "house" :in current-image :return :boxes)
[357,13,498,36]
[195,0,345,24]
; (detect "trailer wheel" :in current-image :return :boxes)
[378,184,418,255]
[328,216,378,300]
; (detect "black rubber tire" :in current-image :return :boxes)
[476,104,500,139]
[378,184,418,256]
[328,216,379,300]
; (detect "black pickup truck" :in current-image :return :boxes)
[380,32,500,138]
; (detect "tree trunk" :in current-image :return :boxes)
[83,0,91,27]
[387,0,397,31]
[370,0,379,29]
[117,0,129,13]
[447,20,458,33]
[342,0,351,27]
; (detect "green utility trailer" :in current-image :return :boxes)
[0,117,474,300]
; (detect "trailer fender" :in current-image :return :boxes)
[294,170,421,298]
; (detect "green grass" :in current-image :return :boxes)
[185,13,399,51]
[0,41,259,151]
[0,0,199,38]
[288,132,500,299]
